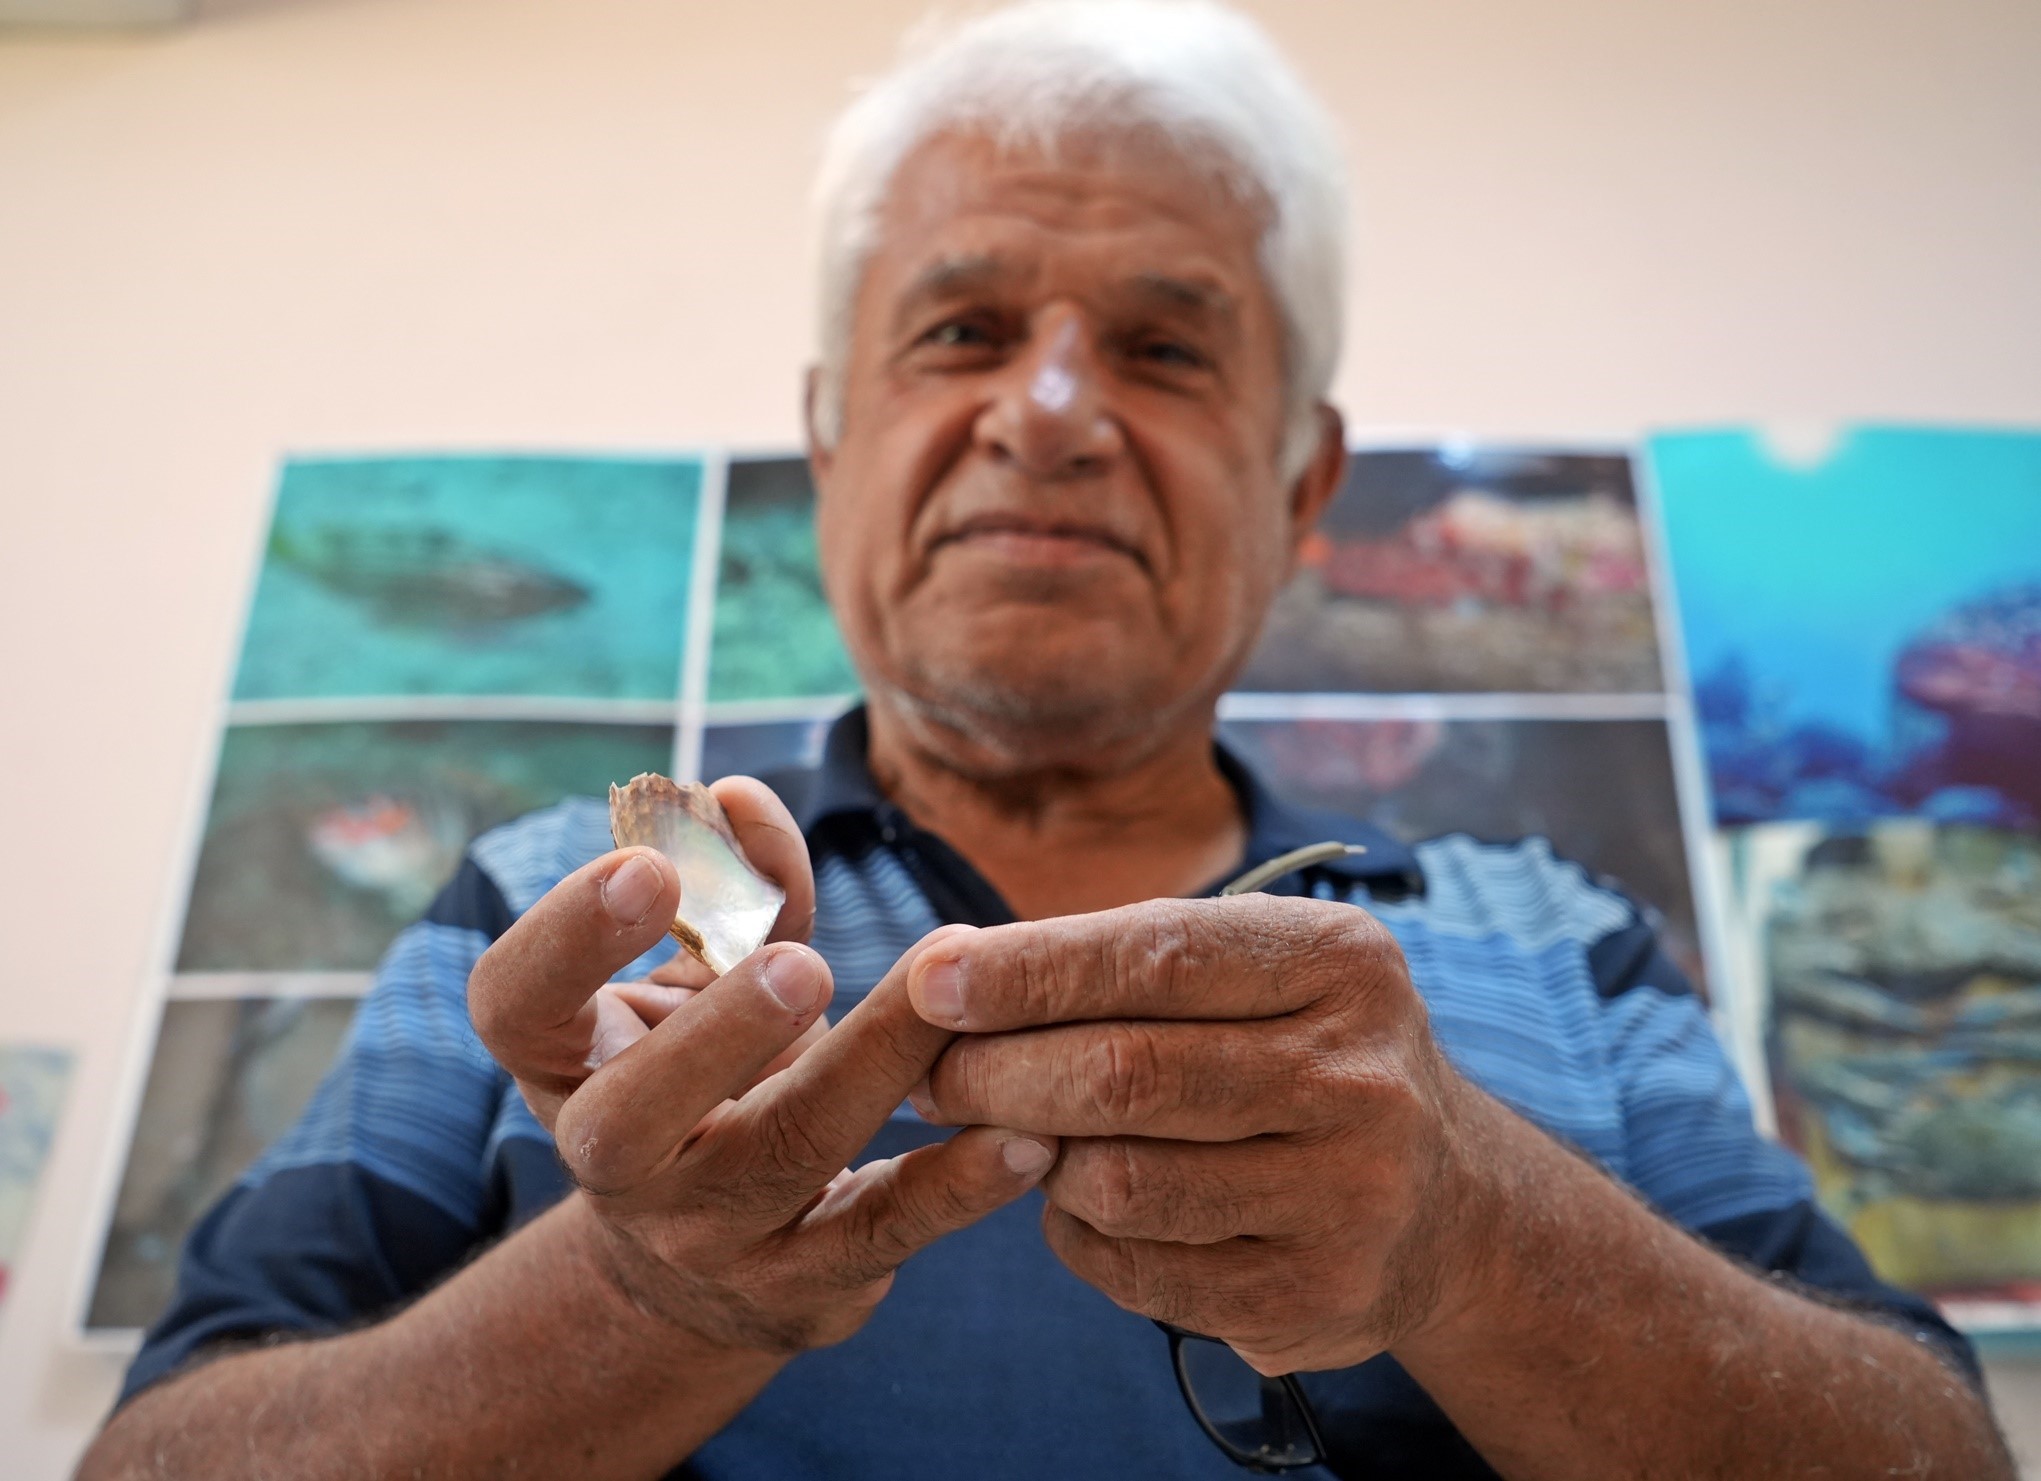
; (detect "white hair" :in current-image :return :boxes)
[811,0,1349,479]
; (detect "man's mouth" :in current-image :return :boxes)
[930,518,1148,573]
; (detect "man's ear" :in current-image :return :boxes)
[1283,403,1347,563]
[802,365,836,488]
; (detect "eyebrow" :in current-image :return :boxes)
[891,254,1020,332]
[888,255,1240,333]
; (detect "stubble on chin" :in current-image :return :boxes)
[872,651,1201,781]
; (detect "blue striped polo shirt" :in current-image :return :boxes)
[121,708,1973,1479]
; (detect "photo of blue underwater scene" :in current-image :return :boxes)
[0,1044,74,1314]
[1235,446,1664,695]
[233,455,702,703]
[1649,426,2041,830]
[708,456,858,705]
[88,997,360,1332]
[175,719,675,973]
[1753,820,2041,1312]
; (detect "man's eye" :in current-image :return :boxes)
[1134,339,1205,369]
[922,320,994,348]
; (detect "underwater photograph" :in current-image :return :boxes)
[1650,427,2041,831]
[176,719,675,973]
[1222,715,1701,981]
[87,997,358,1332]
[233,455,702,702]
[699,715,836,784]
[708,457,859,704]
[1237,446,1664,695]
[0,1045,73,1315]
[1751,820,2041,1307]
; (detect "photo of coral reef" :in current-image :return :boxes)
[1236,447,1664,694]
[88,997,359,1332]
[1755,821,2041,1303]
[176,719,674,972]
[708,457,859,703]
[1221,716,1700,979]
[1651,427,2041,829]
[233,456,702,702]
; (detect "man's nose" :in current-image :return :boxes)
[976,311,1124,478]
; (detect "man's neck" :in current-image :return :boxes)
[863,700,1247,921]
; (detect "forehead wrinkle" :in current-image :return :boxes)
[1128,271,1234,314]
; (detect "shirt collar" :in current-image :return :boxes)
[798,705,1425,902]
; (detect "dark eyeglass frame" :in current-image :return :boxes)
[1160,1321,1330,1473]
[1157,840,1360,1473]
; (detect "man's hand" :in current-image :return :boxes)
[470,776,1057,1358]
[904,892,1479,1376]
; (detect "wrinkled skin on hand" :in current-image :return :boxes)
[907,892,1486,1375]
[469,776,1056,1358]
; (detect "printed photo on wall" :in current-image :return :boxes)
[233,455,702,703]
[1650,426,2041,831]
[88,997,359,1332]
[176,719,675,973]
[1739,820,2041,1327]
[1236,446,1664,695]
[0,1044,74,1313]
[1219,715,1701,980]
[699,715,836,785]
[709,456,859,704]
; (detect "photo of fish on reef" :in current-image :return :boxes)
[1235,446,1664,695]
[233,455,702,703]
[1220,716,1702,981]
[708,457,859,705]
[87,997,358,1332]
[1742,821,2041,1324]
[1650,426,2041,831]
[176,719,674,973]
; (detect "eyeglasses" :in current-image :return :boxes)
[1161,1322,1329,1472]
[1156,841,1360,1473]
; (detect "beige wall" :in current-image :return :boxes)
[2,0,2038,1473]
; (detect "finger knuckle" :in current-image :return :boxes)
[465,954,513,1052]
[898,1171,983,1252]
[1086,1024,1168,1126]
[1337,909,1408,988]
[845,1190,919,1272]
[1079,1140,1147,1235]
[756,1097,843,1182]
[932,1041,990,1119]
[554,1099,633,1196]
[1013,925,1075,1024]
[1120,902,1208,1005]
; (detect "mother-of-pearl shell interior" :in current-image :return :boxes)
[608,773,786,976]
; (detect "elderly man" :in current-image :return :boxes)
[85,3,2011,1478]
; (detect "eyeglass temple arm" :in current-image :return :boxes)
[1220,841,1366,897]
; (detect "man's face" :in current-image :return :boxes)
[809,129,1337,767]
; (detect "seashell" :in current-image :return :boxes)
[609,773,786,976]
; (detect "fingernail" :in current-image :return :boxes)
[762,949,829,1015]
[1001,1136,1053,1180]
[917,957,967,1026]
[906,1078,936,1120]
[602,855,662,925]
